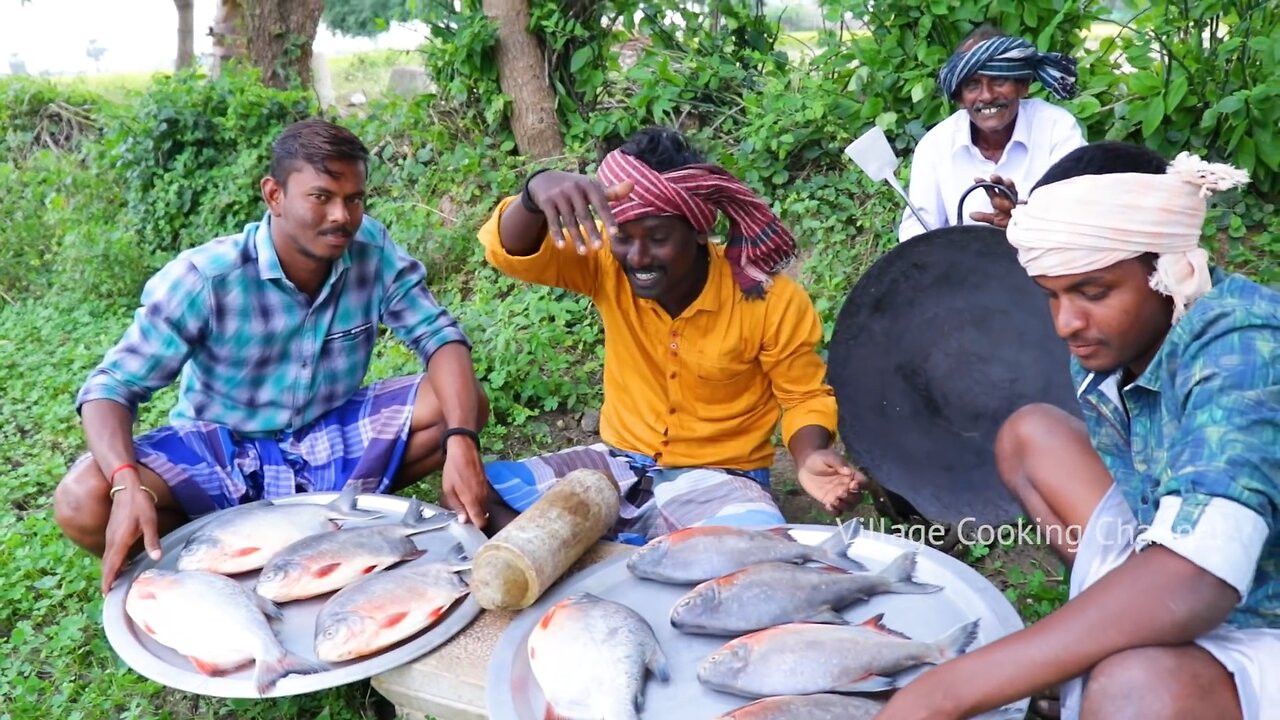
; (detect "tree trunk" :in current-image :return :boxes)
[209,0,243,78]
[210,0,322,89]
[241,0,324,89]
[175,0,194,70]
[482,0,565,159]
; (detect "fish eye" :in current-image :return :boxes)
[324,627,338,639]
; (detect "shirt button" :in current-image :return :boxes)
[661,440,669,447]
[668,408,676,415]
[671,331,678,338]
[669,372,677,379]
[654,452,663,460]
[670,343,677,349]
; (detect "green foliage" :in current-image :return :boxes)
[323,0,418,38]
[102,68,315,258]
[1070,1,1280,195]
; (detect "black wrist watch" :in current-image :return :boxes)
[520,168,553,214]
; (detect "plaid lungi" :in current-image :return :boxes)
[112,374,422,519]
[484,443,786,545]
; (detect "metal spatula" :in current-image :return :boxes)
[843,125,933,233]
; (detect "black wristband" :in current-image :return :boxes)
[520,168,553,215]
[440,427,481,457]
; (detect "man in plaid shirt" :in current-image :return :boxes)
[54,119,490,595]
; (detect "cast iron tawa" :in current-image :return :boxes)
[827,225,1081,525]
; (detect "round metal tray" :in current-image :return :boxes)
[102,492,485,698]
[487,524,1031,719]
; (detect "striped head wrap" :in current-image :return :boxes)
[938,36,1078,101]
[1006,152,1250,324]
[596,148,797,298]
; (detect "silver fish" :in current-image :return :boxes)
[176,482,381,575]
[670,550,940,635]
[717,694,886,720]
[255,497,454,602]
[314,547,471,663]
[527,592,669,720]
[125,569,324,695]
[698,614,980,698]
[626,523,865,584]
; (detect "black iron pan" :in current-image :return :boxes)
[827,224,1081,526]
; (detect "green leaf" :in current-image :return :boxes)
[569,46,594,73]
[1139,97,1166,139]
[1166,74,1189,110]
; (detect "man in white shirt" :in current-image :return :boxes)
[898,25,1087,242]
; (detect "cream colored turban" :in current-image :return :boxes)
[1006,152,1250,323]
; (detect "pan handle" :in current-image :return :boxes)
[956,181,1017,227]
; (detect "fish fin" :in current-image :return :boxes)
[327,481,383,523]
[187,656,223,676]
[231,546,262,558]
[764,526,796,541]
[254,651,327,696]
[312,563,343,579]
[647,643,670,682]
[542,706,570,720]
[933,618,981,662]
[832,673,897,693]
[856,613,912,639]
[138,620,158,636]
[378,611,410,629]
[812,521,867,572]
[537,605,560,631]
[800,606,850,625]
[254,593,285,623]
[880,551,943,595]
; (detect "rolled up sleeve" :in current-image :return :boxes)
[1137,495,1269,601]
[479,196,600,295]
[379,238,469,366]
[1134,321,1279,602]
[76,258,208,415]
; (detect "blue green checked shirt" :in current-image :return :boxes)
[77,213,468,435]
[1074,269,1279,629]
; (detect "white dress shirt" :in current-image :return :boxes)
[898,98,1087,241]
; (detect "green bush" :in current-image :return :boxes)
[100,67,315,258]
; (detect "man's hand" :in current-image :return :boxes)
[440,438,489,529]
[968,174,1019,229]
[100,471,162,595]
[526,171,634,255]
[796,448,867,515]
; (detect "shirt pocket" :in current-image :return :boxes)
[692,357,760,419]
[317,322,376,387]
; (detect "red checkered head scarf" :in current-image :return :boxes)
[596,148,798,298]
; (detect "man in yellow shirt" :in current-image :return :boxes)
[478,127,863,542]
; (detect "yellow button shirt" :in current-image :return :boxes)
[479,196,837,470]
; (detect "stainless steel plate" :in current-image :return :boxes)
[102,492,485,699]
[487,524,1031,719]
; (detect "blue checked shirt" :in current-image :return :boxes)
[1074,269,1279,629]
[77,213,468,435]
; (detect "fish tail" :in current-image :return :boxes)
[254,650,327,696]
[933,618,981,662]
[880,551,943,594]
[814,520,867,572]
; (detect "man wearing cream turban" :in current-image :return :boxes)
[898,24,1086,242]
[878,142,1280,720]
[475,127,864,543]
